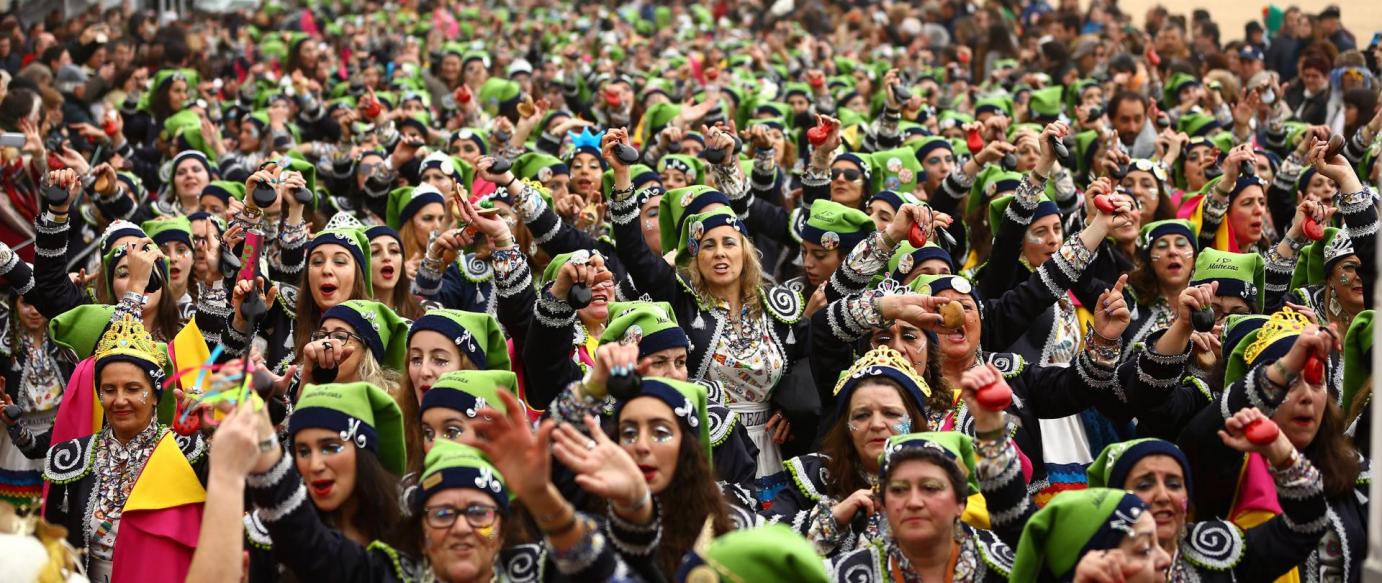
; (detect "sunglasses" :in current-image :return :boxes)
[831,168,862,182]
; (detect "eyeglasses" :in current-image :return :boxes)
[423,504,499,530]
[830,168,862,182]
[309,330,364,344]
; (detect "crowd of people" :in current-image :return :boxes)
[0,0,1375,581]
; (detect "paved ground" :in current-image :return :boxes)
[1115,0,1382,48]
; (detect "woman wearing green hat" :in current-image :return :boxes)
[123,68,191,154]
[307,299,409,396]
[403,308,512,465]
[1283,140,1379,335]
[222,225,372,373]
[449,390,655,581]
[416,369,522,455]
[1122,299,1264,440]
[404,308,510,406]
[385,183,448,269]
[782,198,882,297]
[522,249,621,409]
[245,382,412,581]
[1177,307,1367,581]
[536,301,759,486]
[1123,220,1200,350]
[546,365,764,580]
[826,373,1029,583]
[605,128,805,475]
[977,173,1125,366]
[1010,488,1171,581]
[142,216,196,318]
[1087,434,1333,581]
[25,173,179,340]
[898,270,1139,495]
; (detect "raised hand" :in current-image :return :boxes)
[550,414,649,519]
[463,390,557,502]
[1218,407,1295,467]
[1092,274,1131,340]
[959,363,1010,430]
[1036,121,1070,179]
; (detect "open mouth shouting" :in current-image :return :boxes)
[309,479,335,498]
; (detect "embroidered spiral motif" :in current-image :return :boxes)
[48,439,86,474]
[978,531,1017,569]
[766,286,800,317]
[706,407,725,439]
[505,548,539,582]
[840,563,873,583]
[464,255,489,277]
[1184,520,1243,569]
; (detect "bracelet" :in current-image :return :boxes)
[499,175,516,188]
[1284,233,1306,253]
[612,489,651,514]
[974,413,1010,442]
[877,228,898,250]
[609,183,636,202]
[539,508,579,537]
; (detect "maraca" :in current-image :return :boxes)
[908,223,927,247]
[455,85,472,105]
[1050,134,1073,168]
[807,118,835,147]
[606,372,641,400]
[1092,194,1116,214]
[892,83,911,102]
[966,127,984,154]
[975,381,1013,411]
[1243,418,1280,445]
[567,283,593,309]
[171,399,203,436]
[488,157,513,174]
[360,94,382,119]
[103,112,119,137]
[1303,215,1325,241]
[1303,354,1325,385]
[1190,307,1215,333]
[1325,133,1346,159]
[613,143,640,165]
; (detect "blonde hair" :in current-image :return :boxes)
[682,230,764,318]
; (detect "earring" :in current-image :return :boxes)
[1329,294,1343,317]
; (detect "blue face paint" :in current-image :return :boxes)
[892,415,912,435]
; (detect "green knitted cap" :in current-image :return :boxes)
[291,382,407,475]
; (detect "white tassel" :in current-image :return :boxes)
[787,326,796,344]
[692,312,706,330]
[475,288,486,304]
